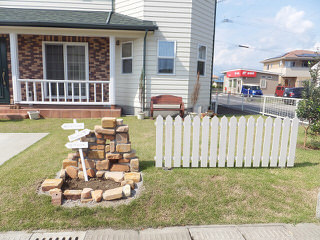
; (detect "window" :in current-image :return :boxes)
[266,64,270,70]
[285,61,295,68]
[44,42,88,98]
[158,40,175,74]
[302,61,309,67]
[260,79,267,89]
[197,45,206,76]
[121,42,133,74]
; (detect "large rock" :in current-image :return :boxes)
[62,159,78,169]
[95,125,115,135]
[103,187,123,201]
[116,125,129,133]
[101,117,116,128]
[41,179,63,192]
[96,170,106,178]
[87,168,96,178]
[116,119,123,125]
[92,190,103,202]
[49,188,63,206]
[110,141,115,152]
[106,153,122,160]
[65,166,79,179]
[116,143,131,153]
[105,144,110,152]
[116,133,129,143]
[105,171,124,182]
[67,153,77,160]
[78,159,95,170]
[118,158,130,163]
[124,172,141,183]
[96,160,110,171]
[121,179,135,190]
[88,150,105,160]
[63,190,82,200]
[130,158,139,172]
[122,184,131,197]
[110,164,130,172]
[123,150,136,159]
[81,188,93,199]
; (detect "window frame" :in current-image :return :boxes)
[260,78,267,89]
[197,44,207,77]
[121,41,133,74]
[42,41,89,99]
[157,40,176,75]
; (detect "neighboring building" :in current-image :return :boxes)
[212,75,223,88]
[0,0,216,115]
[261,50,320,87]
[222,69,279,95]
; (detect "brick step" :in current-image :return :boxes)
[40,109,121,118]
[0,113,28,120]
[0,109,36,114]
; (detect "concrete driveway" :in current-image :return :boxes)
[0,133,48,166]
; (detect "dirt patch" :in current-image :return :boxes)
[62,178,121,191]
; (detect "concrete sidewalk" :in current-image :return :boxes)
[1,223,320,240]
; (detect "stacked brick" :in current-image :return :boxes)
[41,117,141,205]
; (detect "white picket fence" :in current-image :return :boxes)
[155,115,300,168]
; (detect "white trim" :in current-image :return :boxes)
[197,44,207,77]
[42,41,89,99]
[157,40,176,75]
[121,41,133,74]
[9,33,20,103]
[109,36,116,105]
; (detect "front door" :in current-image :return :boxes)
[0,38,10,104]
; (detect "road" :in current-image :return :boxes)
[214,94,298,118]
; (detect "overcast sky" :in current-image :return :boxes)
[213,0,320,76]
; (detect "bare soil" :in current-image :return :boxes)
[62,178,121,191]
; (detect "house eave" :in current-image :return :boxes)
[0,22,158,31]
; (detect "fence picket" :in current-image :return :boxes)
[262,117,273,167]
[201,116,210,167]
[253,117,264,167]
[287,118,299,167]
[209,116,219,167]
[279,117,291,167]
[164,115,173,168]
[227,116,237,167]
[270,118,282,167]
[192,116,201,167]
[245,117,255,167]
[155,115,163,168]
[218,116,228,167]
[236,116,246,167]
[173,116,182,167]
[182,115,191,167]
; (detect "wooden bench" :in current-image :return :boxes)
[150,95,185,119]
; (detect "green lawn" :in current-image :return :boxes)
[0,116,319,231]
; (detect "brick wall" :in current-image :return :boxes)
[17,34,110,102]
[0,34,13,104]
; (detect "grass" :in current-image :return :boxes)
[0,116,319,231]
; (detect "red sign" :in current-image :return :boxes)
[226,70,256,78]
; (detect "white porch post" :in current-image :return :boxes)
[109,36,116,106]
[9,33,20,103]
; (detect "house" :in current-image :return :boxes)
[261,50,320,88]
[0,0,216,118]
[222,69,279,95]
[212,75,223,88]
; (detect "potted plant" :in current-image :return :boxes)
[189,73,201,119]
[137,70,145,120]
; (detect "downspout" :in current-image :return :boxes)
[142,30,148,112]
[209,0,218,109]
[106,0,115,24]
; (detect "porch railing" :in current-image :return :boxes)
[17,79,110,105]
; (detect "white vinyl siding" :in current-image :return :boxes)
[0,0,112,11]
[115,0,144,19]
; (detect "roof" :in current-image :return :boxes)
[221,68,280,76]
[0,8,158,31]
[261,50,320,63]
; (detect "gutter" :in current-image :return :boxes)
[0,22,158,31]
[142,30,148,112]
[209,0,217,109]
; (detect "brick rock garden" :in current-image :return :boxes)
[40,117,141,206]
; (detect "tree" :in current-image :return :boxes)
[296,81,320,148]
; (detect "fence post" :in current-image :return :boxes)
[227,92,230,105]
[215,92,219,113]
[262,96,266,116]
[294,99,299,118]
[241,95,244,111]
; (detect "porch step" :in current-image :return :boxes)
[39,108,121,118]
[0,113,28,120]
